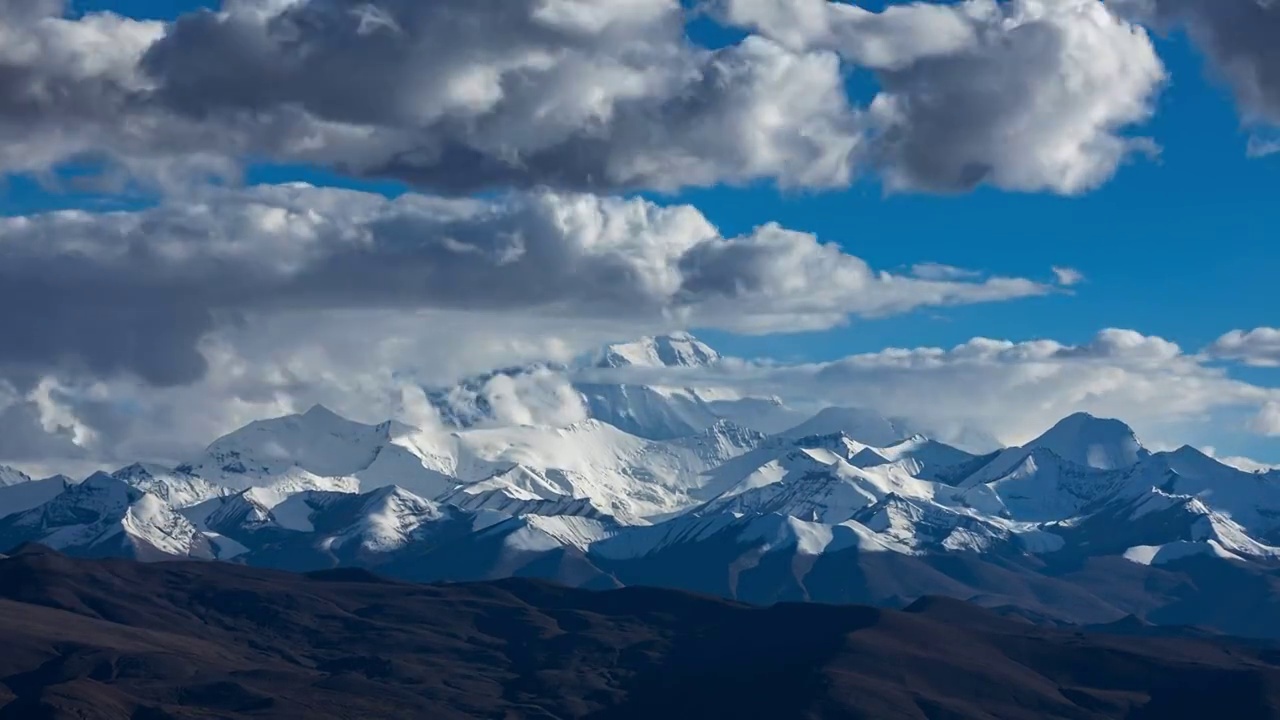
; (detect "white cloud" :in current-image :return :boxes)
[1207,328,1280,367]
[718,0,1167,194]
[1202,446,1277,473]
[576,328,1280,447]
[0,0,1167,195]
[910,262,982,281]
[1252,401,1280,437]
[714,0,982,69]
[1052,266,1086,286]
[0,309,616,469]
[4,323,1279,474]
[0,183,1053,385]
[1,0,863,193]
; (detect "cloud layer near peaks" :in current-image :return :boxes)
[0,0,1165,194]
[5,325,1280,475]
[575,328,1280,447]
[0,184,1056,386]
[1207,328,1280,368]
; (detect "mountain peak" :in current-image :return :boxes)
[595,333,720,369]
[82,470,127,489]
[302,403,346,422]
[779,407,902,448]
[1027,413,1147,470]
[0,465,33,487]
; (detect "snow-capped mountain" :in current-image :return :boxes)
[0,473,212,561]
[185,484,487,570]
[594,332,720,369]
[445,418,763,522]
[1025,412,1150,470]
[856,435,979,481]
[176,404,456,501]
[111,463,226,508]
[3,333,1280,638]
[0,466,31,487]
[0,473,72,515]
[427,333,806,439]
[778,406,906,447]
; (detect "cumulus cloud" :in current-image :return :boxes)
[0,0,1169,195]
[1116,0,1280,147]
[0,1,235,184]
[1,0,861,192]
[1203,446,1278,473]
[1207,328,1280,367]
[7,324,1280,474]
[1252,401,1280,437]
[713,0,981,67]
[1052,266,1086,286]
[717,0,1167,194]
[576,328,1280,447]
[0,183,1055,386]
[432,366,589,429]
[0,309,615,470]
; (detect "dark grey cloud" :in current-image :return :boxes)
[0,185,1054,385]
[1118,0,1280,133]
[0,0,860,192]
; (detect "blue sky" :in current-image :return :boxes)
[3,0,1278,468]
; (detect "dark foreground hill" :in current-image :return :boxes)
[1,546,1279,719]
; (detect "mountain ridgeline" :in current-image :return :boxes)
[4,548,1280,719]
[3,334,1280,639]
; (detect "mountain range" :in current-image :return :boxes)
[4,548,1279,719]
[3,334,1280,638]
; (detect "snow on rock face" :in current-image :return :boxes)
[852,495,1013,554]
[112,463,226,508]
[448,419,762,522]
[698,442,993,528]
[13,375,1280,583]
[187,404,385,483]
[0,466,33,487]
[1122,540,1244,567]
[575,382,719,440]
[868,436,977,480]
[177,405,454,499]
[1026,413,1149,471]
[963,448,1134,522]
[326,486,450,553]
[1114,451,1280,538]
[498,515,616,553]
[428,335,801,439]
[122,493,214,560]
[596,333,720,369]
[0,473,210,560]
[593,511,902,562]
